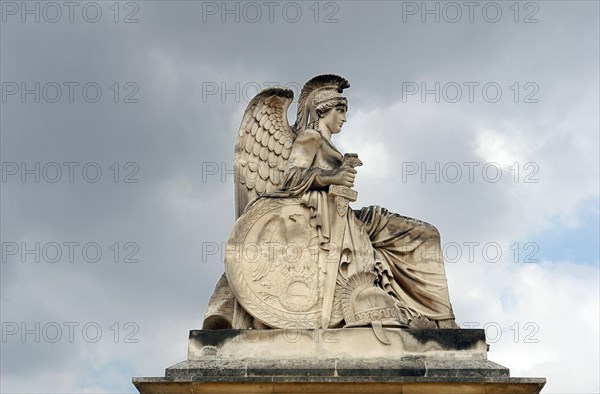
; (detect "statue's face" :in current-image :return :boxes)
[322,106,347,134]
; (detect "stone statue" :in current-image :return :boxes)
[203,74,458,335]
[134,75,546,393]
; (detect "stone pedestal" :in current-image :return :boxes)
[133,328,545,393]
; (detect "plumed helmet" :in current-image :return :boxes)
[341,271,401,326]
[294,74,350,132]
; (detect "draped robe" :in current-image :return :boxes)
[203,129,455,329]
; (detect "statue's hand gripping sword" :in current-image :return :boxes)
[321,153,362,328]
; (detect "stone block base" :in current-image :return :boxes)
[133,379,545,393]
[186,328,488,360]
[133,329,545,394]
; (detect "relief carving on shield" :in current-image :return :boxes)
[225,198,342,328]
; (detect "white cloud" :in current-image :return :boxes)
[450,259,599,393]
[338,88,598,242]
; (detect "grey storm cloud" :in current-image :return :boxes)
[1,1,598,392]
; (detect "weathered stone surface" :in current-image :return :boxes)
[188,328,488,360]
[164,360,247,380]
[162,356,509,381]
[133,328,545,393]
[424,359,510,378]
[247,359,336,377]
[335,359,426,377]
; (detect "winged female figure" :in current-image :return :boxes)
[203,75,458,331]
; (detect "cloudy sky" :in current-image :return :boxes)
[1,1,598,392]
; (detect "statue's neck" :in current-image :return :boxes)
[316,121,332,140]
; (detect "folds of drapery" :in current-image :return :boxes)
[203,201,455,329]
[356,206,455,321]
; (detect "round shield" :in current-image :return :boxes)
[224,197,342,329]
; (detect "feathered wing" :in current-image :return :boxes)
[234,88,296,219]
